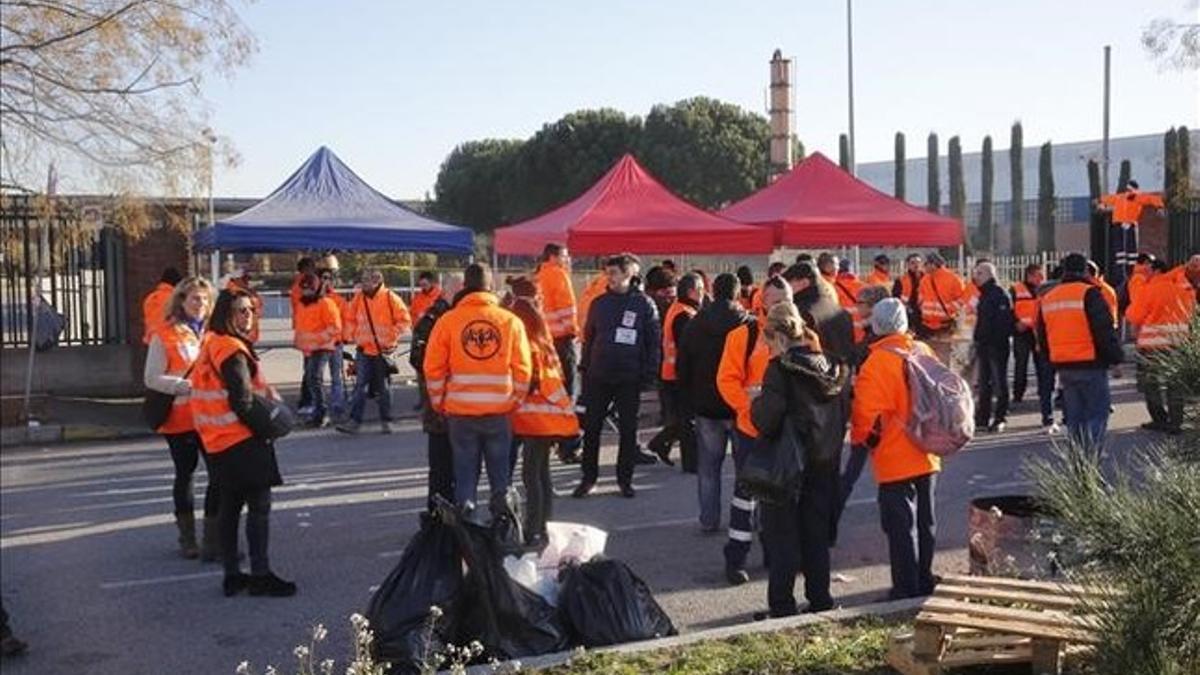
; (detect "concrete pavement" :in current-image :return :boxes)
[0,379,1156,674]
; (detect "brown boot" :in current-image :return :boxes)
[175,512,199,559]
[200,516,219,563]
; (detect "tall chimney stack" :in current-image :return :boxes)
[768,49,793,178]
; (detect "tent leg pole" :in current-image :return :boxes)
[854,245,861,276]
[210,250,220,283]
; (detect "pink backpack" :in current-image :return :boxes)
[885,346,975,456]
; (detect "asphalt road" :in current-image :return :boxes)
[0,380,1156,675]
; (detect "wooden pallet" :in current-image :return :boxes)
[886,574,1104,675]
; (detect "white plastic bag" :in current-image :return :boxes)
[540,521,608,569]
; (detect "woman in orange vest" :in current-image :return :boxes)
[191,288,295,597]
[508,295,580,547]
[143,276,214,560]
[851,298,942,600]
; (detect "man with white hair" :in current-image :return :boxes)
[971,261,1014,433]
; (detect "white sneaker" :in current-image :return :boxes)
[1044,423,1062,435]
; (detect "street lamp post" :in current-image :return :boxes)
[202,128,219,282]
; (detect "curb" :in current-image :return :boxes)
[468,596,926,673]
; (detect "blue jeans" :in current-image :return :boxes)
[447,414,512,507]
[1059,368,1111,450]
[303,351,330,420]
[328,347,346,418]
[696,416,734,530]
[878,472,938,599]
[348,352,392,423]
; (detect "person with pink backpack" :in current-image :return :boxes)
[850,298,974,600]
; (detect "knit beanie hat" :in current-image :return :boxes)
[871,297,908,336]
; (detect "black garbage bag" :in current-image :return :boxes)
[365,512,464,674]
[448,509,569,661]
[558,558,677,647]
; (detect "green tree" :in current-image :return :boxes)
[793,137,807,163]
[638,96,772,208]
[979,136,994,251]
[926,133,940,214]
[894,132,906,199]
[431,138,525,232]
[506,108,643,222]
[838,134,850,170]
[1010,121,1025,254]
[948,136,968,252]
[1165,126,1192,210]
[1118,159,1132,192]
[1037,141,1056,253]
[1087,159,1102,200]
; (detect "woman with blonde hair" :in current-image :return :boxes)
[749,300,848,618]
[143,275,216,560]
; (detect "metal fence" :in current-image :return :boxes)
[1167,198,1200,264]
[0,195,126,348]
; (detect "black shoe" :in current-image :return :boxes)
[0,635,28,657]
[223,572,249,597]
[752,610,770,622]
[618,483,636,498]
[650,445,675,467]
[1141,421,1167,432]
[572,481,595,499]
[725,566,750,586]
[248,572,297,597]
[634,449,658,465]
[557,451,581,464]
[803,602,835,614]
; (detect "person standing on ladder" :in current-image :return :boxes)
[1097,180,1164,286]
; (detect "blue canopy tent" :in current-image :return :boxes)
[193,146,473,253]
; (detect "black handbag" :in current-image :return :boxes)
[737,409,806,504]
[252,394,295,440]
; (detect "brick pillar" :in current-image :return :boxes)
[123,214,191,384]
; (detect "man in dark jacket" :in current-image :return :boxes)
[1036,253,1124,450]
[677,273,752,554]
[647,273,704,471]
[574,254,661,499]
[972,262,1015,433]
[409,276,463,510]
[784,263,856,366]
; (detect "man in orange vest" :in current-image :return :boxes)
[424,263,531,507]
[892,253,924,332]
[647,272,704,470]
[1036,253,1124,449]
[1126,258,1196,434]
[535,244,579,395]
[1086,261,1118,328]
[409,271,443,323]
[1010,264,1051,423]
[851,298,941,600]
[866,254,892,288]
[291,256,317,413]
[316,257,349,420]
[142,267,182,344]
[1124,252,1155,311]
[293,273,342,427]
[337,269,412,435]
[916,253,965,365]
[736,266,759,313]
[833,259,866,341]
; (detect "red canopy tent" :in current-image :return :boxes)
[494,154,776,255]
[719,153,963,247]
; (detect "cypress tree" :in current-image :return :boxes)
[1117,159,1132,192]
[980,136,994,252]
[894,132,906,199]
[839,134,850,170]
[927,132,940,214]
[949,136,968,252]
[1037,141,1056,253]
[1010,121,1025,254]
[1165,127,1179,208]
[1087,159,1105,265]
[1178,126,1191,195]
[1087,159,1101,200]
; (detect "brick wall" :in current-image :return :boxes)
[121,213,191,387]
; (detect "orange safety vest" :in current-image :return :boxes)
[716,321,771,437]
[866,269,891,288]
[577,272,609,341]
[142,282,174,345]
[423,291,532,416]
[1011,281,1038,331]
[327,289,352,343]
[189,333,268,454]
[738,286,759,312]
[918,268,965,332]
[1092,277,1118,327]
[510,341,580,438]
[350,286,412,355]
[1040,282,1096,365]
[154,322,202,435]
[851,333,941,484]
[897,273,921,304]
[1126,273,1196,351]
[536,261,579,339]
[293,295,342,355]
[660,301,698,381]
[1100,190,1164,224]
[410,285,443,323]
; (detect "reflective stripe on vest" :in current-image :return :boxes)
[190,334,267,454]
[1137,322,1190,349]
[1042,283,1096,364]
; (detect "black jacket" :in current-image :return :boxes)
[750,346,850,469]
[677,300,752,418]
[215,347,283,492]
[581,287,661,386]
[1036,278,1124,369]
[794,285,855,366]
[973,279,1014,348]
[410,296,452,434]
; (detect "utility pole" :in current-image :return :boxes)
[1102,45,1111,193]
[846,0,857,176]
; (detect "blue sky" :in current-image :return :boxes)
[205,0,1200,199]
